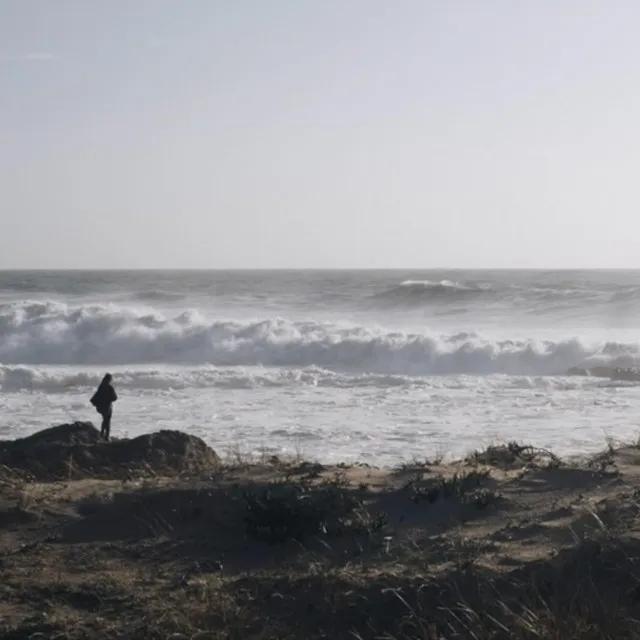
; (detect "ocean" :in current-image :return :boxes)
[1,269,640,465]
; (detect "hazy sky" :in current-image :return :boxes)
[2,1,640,269]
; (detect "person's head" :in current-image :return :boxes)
[102,373,113,385]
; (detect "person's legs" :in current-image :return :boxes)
[101,408,112,441]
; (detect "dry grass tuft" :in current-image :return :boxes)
[466,441,562,470]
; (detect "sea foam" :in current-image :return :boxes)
[0,300,638,375]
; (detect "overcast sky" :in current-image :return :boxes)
[2,1,639,269]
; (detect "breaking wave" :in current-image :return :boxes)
[0,364,433,393]
[0,364,615,394]
[370,279,492,306]
[1,301,639,377]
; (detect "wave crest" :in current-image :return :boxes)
[1,300,638,375]
[370,279,490,306]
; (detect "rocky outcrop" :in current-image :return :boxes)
[0,422,220,481]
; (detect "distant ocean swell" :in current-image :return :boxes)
[1,300,638,376]
[367,279,640,309]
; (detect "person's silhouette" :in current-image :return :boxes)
[90,373,118,440]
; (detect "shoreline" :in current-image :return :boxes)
[2,422,640,638]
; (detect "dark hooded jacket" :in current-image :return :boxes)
[90,377,117,414]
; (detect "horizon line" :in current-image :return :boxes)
[1,266,640,272]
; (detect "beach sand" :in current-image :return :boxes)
[1,423,639,638]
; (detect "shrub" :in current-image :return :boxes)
[243,482,387,544]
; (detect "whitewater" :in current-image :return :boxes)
[2,270,640,465]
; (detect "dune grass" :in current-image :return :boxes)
[2,437,640,638]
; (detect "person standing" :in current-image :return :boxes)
[90,373,118,441]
